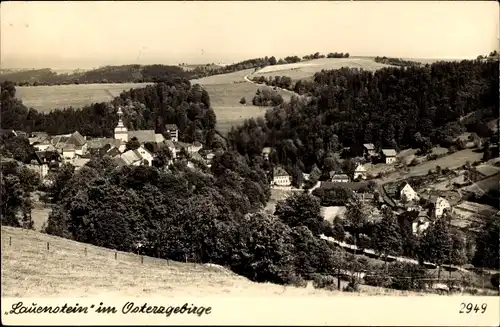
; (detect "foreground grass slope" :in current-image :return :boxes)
[2,226,426,297]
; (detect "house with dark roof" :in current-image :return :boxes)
[272,166,291,186]
[262,147,272,160]
[26,151,61,179]
[363,143,377,157]
[381,149,397,164]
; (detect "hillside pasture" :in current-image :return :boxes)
[15,83,153,112]
[251,58,393,81]
[2,226,425,297]
[192,69,291,135]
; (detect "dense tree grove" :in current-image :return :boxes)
[252,75,294,90]
[374,56,422,67]
[0,65,195,86]
[1,79,217,143]
[327,52,350,58]
[0,160,40,228]
[252,88,284,107]
[229,60,498,174]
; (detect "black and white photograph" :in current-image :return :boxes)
[1,1,499,325]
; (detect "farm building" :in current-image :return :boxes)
[272,166,291,187]
[381,149,397,164]
[412,211,432,235]
[26,151,60,179]
[113,145,154,167]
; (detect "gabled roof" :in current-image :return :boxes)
[164,140,175,148]
[87,138,120,149]
[62,144,75,151]
[262,147,272,154]
[382,149,397,157]
[355,163,367,172]
[165,124,179,131]
[273,166,289,177]
[363,143,375,150]
[32,150,60,164]
[121,150,142,165]
[331,173,350,180]
[105,147,122,158]
[128,130,157,144]
[154,133,165,143]
[66,131,86,147]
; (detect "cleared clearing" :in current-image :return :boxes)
[252,58,393,81]
[15,83,153,112]
[2,226,428,297]
[192,69,292,135]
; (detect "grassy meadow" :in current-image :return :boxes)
[15,83,153,112]
[191,69,292,135]
[2,226,428,297]
[252,58,393,81]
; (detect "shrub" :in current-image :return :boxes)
[343,276,361,292]
[364,274,393,288]
[312,274,337,291]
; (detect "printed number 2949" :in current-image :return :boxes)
[459,303,487,314]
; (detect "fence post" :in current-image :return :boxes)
[141,255,144,264]
[84,247,87,256]
[9,236,11,246]
[47,242,50,251]
[115,251,117,260]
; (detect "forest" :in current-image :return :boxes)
[228,60,498,174]
[374,56,421,67]
[0,65,196,86]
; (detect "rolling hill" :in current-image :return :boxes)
[1,226,424,297]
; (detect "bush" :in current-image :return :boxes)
[364,274,393,288]
[343,277,361,292]
[312,274,337,291]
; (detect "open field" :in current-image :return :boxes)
[2,226,427,297]
[252,58,393,81]
[192,69,291,135]
[15,83,153,112]
[373,149,483,184]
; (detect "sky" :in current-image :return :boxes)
[1,1,499,69]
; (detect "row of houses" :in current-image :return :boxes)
[22,107,215,179]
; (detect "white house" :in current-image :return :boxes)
[165,124,179,142]
[354,163,367,180]
[381,149,397,164]
[329,172,350,183]
[272,166,291,187]
[400,182,420,202]
[429,196,451,218]
[134,145,154,166]
[412,211,431,235]
[61,144,76,161]
[363,143,377,157]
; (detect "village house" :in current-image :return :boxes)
[262,147,272,160]
[363,143,377,158]
[428,195,451,219]
[412,211,432,235]
[72,158,91,171]
[452,201,498,220]
[25,150,61,179]
[61,144,76,161]
[32,141,56,152]
[353,163,367,180]
[329,172,350,183]
[272,166,291,187]
[399,182,420,203]
[165,124,179,142]
[113,145,154,167]
[381,149,397,164]
[164,140,177,159]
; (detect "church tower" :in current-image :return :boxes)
[114,106,129,143]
